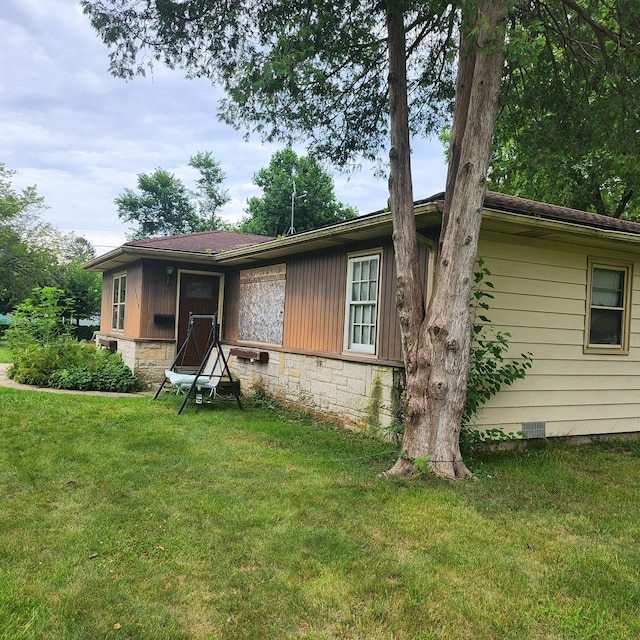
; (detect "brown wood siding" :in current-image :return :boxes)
[99,271,113,332]
[378,241,400,361]
[283,248,346,352]
[376,239,430,362]
[279,238,431,362]
[222,270,240,342]
[138,260,177,339]
[124,262,143,337]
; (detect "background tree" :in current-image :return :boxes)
[0,163,102,321]
[239,148,357,236]
[488,1,640,219]
[0,164,61,313]
[115,152,230,239]
[58,260,102,327]
[189,151,230,230]
[83,0,640,478]
[116,168,198,239]
[61,234,97,262]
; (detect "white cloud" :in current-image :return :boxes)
[1,0,448,255]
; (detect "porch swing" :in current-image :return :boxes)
[153,313,242,414]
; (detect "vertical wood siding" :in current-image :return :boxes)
[139,260,177,339]
[475,232,640,436]
[280,238,430,361]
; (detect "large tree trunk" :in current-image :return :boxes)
[385,0,509,479]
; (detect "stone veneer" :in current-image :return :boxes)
[228,349,401,435]
[96,334,176,388]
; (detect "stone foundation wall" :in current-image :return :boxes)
[227,349,402,435]
[96,334,176,388]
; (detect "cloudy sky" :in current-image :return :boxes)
[1,0,448,255]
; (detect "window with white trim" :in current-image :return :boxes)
[112,273,127,331]
[344,253,380,354]
[585,260,632,353]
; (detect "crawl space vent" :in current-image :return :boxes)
[522,421,546,439]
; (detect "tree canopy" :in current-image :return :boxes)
[239,148,357,236]
[0,164,59,313]
[0,164,101,320]
[489,0,640,219]
[115,152,230,239]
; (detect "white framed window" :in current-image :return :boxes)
[585,259,632,354]
[344,252,381,354]
[112,272,127,331]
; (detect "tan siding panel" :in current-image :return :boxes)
[479,401,640,424]
[483,387,640,409]
[486,275,585,300]
[500,373,640,392]
[474,232,640,437]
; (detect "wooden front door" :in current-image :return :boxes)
[177,273,220,367]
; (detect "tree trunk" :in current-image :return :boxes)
[385,0,509,479]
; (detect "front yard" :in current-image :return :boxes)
[1,387,639,639]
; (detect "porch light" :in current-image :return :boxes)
[165,265,175,283]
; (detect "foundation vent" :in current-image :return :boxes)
[522,421,546,439]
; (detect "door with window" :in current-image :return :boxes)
[177,273,221,367]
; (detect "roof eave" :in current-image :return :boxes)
[215,201,442,265]
[83,245,221,272]
[483,208,640,246]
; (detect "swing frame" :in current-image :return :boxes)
[153,313,242,414]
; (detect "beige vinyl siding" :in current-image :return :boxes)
[474,231,640,438]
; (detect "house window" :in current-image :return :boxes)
[344,253,381,354]
[112,273,126,331]
[585,260,632,353]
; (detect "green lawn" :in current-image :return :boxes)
[1,388,639,639]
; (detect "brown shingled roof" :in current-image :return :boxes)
[124,229,274,253]
[422,191,640,236]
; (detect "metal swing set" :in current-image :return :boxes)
[153,313,242,414]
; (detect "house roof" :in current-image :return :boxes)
[85,229,274,271]
[471,192,640,235]
[85,191,640,272]
[124,229,273,253]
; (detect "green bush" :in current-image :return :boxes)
[50,348,139,393]
[7,287,139,393]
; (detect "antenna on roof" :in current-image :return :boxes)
[287,179,307,236]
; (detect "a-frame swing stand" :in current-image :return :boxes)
[153,313,242,414]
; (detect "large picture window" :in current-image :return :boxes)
[585,260,632,354]
[344,253,381,354]
[112,273,126,331]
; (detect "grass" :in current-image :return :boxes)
[1,388,639,639]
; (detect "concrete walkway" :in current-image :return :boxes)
[0,362,149,398]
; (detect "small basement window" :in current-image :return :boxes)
[585,259,632,354]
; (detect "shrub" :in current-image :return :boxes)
[7,287,140,393]
[50,349,140,393]
[5,286,72,350]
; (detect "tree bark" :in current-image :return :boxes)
[386,0,426,477]
[385,0,509,479]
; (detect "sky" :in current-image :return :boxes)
[1,0,449,256]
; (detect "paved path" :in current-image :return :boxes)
[0,362,148,398]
